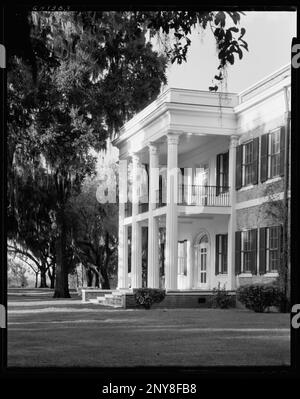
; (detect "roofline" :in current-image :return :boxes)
[238,63,290,98]
[112,64,291,145]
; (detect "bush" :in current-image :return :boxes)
[211,283,235,309]
[237,283,283,313]
[134,288,166,309]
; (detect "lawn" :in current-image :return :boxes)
[7,289,290,367]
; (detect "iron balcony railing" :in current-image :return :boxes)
[126,185,230,214]
[154,185,230,208]
[138,202,149,213]
[155,189,166,209]
[125,201,149,216]
[178,184,230,206]
[125,201,132,217]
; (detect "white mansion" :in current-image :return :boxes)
[112,65,291,293]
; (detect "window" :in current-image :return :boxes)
[215,234,228,274]
[236,138,259,190]
[241,230,252,272]
[178,240,187,275]
[243,141,253,186]
[235,229,257,275]
[216,152,229,195]
[259,226,281,274]
[269,129,281,178]
[260,127,285,182]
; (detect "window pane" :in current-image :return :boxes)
[242,231,253,273]
[269,130,281,178]
[267,227,280,272]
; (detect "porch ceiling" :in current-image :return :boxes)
[113,88,238,160]
[136,134,230,165]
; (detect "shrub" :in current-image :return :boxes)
[134,288,166,309]
[211,283,235,309]
[237,283,283,313]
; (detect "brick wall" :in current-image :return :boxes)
[238,275,277,286]
[236,179,284,203]
[236,201,284,230]
[125,292,236,309]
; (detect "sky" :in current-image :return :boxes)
[162,11,297,93]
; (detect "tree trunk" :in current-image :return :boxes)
[40,263,48,288]
[94,270,100,288]
[53,219,70,298]
[100,232,111,289]
[48,266,55,289]
[100,266,110,289]
[35,272,38,288]
[85,267,93,287]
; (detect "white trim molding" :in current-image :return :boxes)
[235,192,284,210]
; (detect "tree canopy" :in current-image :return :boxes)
[7,10,248,297]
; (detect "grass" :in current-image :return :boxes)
[7,289,290,367]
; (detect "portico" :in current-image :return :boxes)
[114,88,239,292]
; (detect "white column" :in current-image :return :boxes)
[117,158,128,289]
[147,144,160,288]
[165,133,180,290]
[131,153,142,288]
[227,135,239,290]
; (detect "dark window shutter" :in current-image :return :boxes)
[259,227,267,275]
[222,234,228,273]
[280,126,286,176]
[279,224,283,268]
[216,154,221,196]
[224,151,229,189]
[252,137,259,185]
[260,133,269,182]
[215,235,220,275]
[180,167,184,203]
[235,231,241,275]
[159,175,162,203]
[145,164,149,193]
[250,229,258,274]
[236,145,243,190]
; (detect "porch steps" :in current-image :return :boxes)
[88,298,100,304]
[83,289,236,309]
[96,291,125,308]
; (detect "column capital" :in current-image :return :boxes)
[148,142,159,155]
[167,133,180,145]
[229,135,239,148]
[130,152,140,163]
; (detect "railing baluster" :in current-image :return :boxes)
[153,184,230,208]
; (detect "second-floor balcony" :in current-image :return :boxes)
[178,184,230,207]
[155,184,230,208]
[124,185,230,217]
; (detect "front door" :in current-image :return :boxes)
[194,164,209,205]
[195,234,209,289]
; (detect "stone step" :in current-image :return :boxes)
[104,293,124,308]
[111,291,124,296]
[89,299,99,304]
[96,296,106,303]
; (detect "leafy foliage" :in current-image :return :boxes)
[134,11,248,91]
[237,283,283,313]
[67,172,118,289]
[259,182,290,312]
[7,10,248,297]
[211,283,236,309]
[134,288,166,309]
[8,256,29,288]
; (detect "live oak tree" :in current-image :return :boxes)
[7,10,248,297]
[8,11,168,297]
[67,174,118,289]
